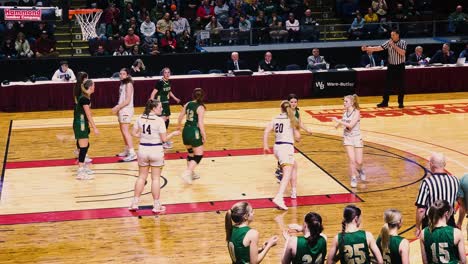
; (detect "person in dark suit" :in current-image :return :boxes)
[360,50,380,67]
[258,51,280,71]
[406,46,427,66]
[430,43,457,64]
[226,52,247,72]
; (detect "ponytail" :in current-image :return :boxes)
[281,101,299,129]
[143,99,160,116]
[344,94,360,110]
[334,220,346,262]
[335,205,362,261]
[225,202,252,242]
[428,200,452,232]
[192,88,206,109]
[304,212,323,248]
[225,209,233,242]
[120,68,133,84]
[73,71,88,103]
[380,223,390,253]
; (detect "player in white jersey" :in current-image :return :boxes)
[129,99,180,213]
[332,94,365,188]
[264,101,300,210]
[112,68,137,162]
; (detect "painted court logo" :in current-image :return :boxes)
[305,103,468,122]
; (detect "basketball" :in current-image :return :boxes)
[170,4,177,11]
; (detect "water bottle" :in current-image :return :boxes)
[380,60,384,67]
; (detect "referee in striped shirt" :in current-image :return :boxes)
[361,29,407,108]
[414,152,459,237]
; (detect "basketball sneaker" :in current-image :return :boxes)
[192,171,200,180]
[358,169,366,181]
[84,165,94,175]
[116,149,129,157]
[350,177,357,188]
[152,200,167,213]
[76,167,94,180]
[122,152,137,162]
[272,196,288,210]
[128,197,139,211]
[291,188,297,199]
[163,141,173,149]
[180,170,193,184]
[73,149,93,163]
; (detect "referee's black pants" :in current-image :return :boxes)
[383,63,405,106]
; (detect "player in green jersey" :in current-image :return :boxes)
[420,200,466,264]
[150,67,181,149]
[177,88,206,184]
[73,79,99,180]
[225,201,278,264]
[377,209,409,264]
[327,205,383,264]
[72,71,93,163]
[282,212,327,264]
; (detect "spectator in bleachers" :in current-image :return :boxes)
[269,12,288,42]
[300,9,319,42]
[364,7,379,23]
[124,17,141,36]
[430,43,456,64]
[35,31,58,57]
[448,5,468,34]
[137,7,150,24]
[263,0,278,19]
[372,0,388,16]
[405,0,421,17]
[107,18,122,40]
[123,2,137,23]
[377,16,392,37]
[214,0,230,27]
[157,12,174,39]
[177,30,194,52]
[149,43,161,55]
[130,44,144,55]
[307,48,326,70]
[278,0,290,22]
[226,51,247,72]
[238,15,251,44]
[191,16,204,41]
[348,13,365,40]
[244,0,261,22]
[197,0,215,26]
[160,29,177,52]
[173,11,191,38]
[94,44,109,56]
[113,45,130,56]
[258,51,279,71]
[52,61,76,82]
[3,22,17,42]
[150,3,164,22]
[360,50,379,67]
[140,15,156,39]
[285,13,300,42]
[185,0,200,21]
[254,11,269,43]
[205,16,224,45]
[103,3,121,25]
[0,39,17,59]
[16,22,34,40]
[459,43,468,59]
[230,0,243,19]
[124,28,141,50]
[406,46,427,66]
[15,32,34,58]
[224,17,239,45]
[392,3,410,36]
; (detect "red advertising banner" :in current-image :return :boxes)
[4,8,42,21]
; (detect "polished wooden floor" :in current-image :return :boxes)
[0,93,467,263]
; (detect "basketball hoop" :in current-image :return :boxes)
[68,9,103,41]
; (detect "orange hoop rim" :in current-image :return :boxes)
[68,8,102,19]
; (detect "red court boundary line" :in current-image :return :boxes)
[5,148,283,169]
[0,193,360,225]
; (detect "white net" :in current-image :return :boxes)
[74,11,103,41]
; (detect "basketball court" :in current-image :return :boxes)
[0,93,467,263]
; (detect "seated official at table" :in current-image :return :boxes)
[459,43,468,59]
[406,46,428,66]
[430,43,457,64]
[226,51,247,72]
[360,50,380,67]
[306,48,327,70]
[258,51,280,71]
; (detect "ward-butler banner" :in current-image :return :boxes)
[312,69,356,97]
[0,7,60,21]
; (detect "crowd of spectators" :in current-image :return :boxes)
[0,1,58,59]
